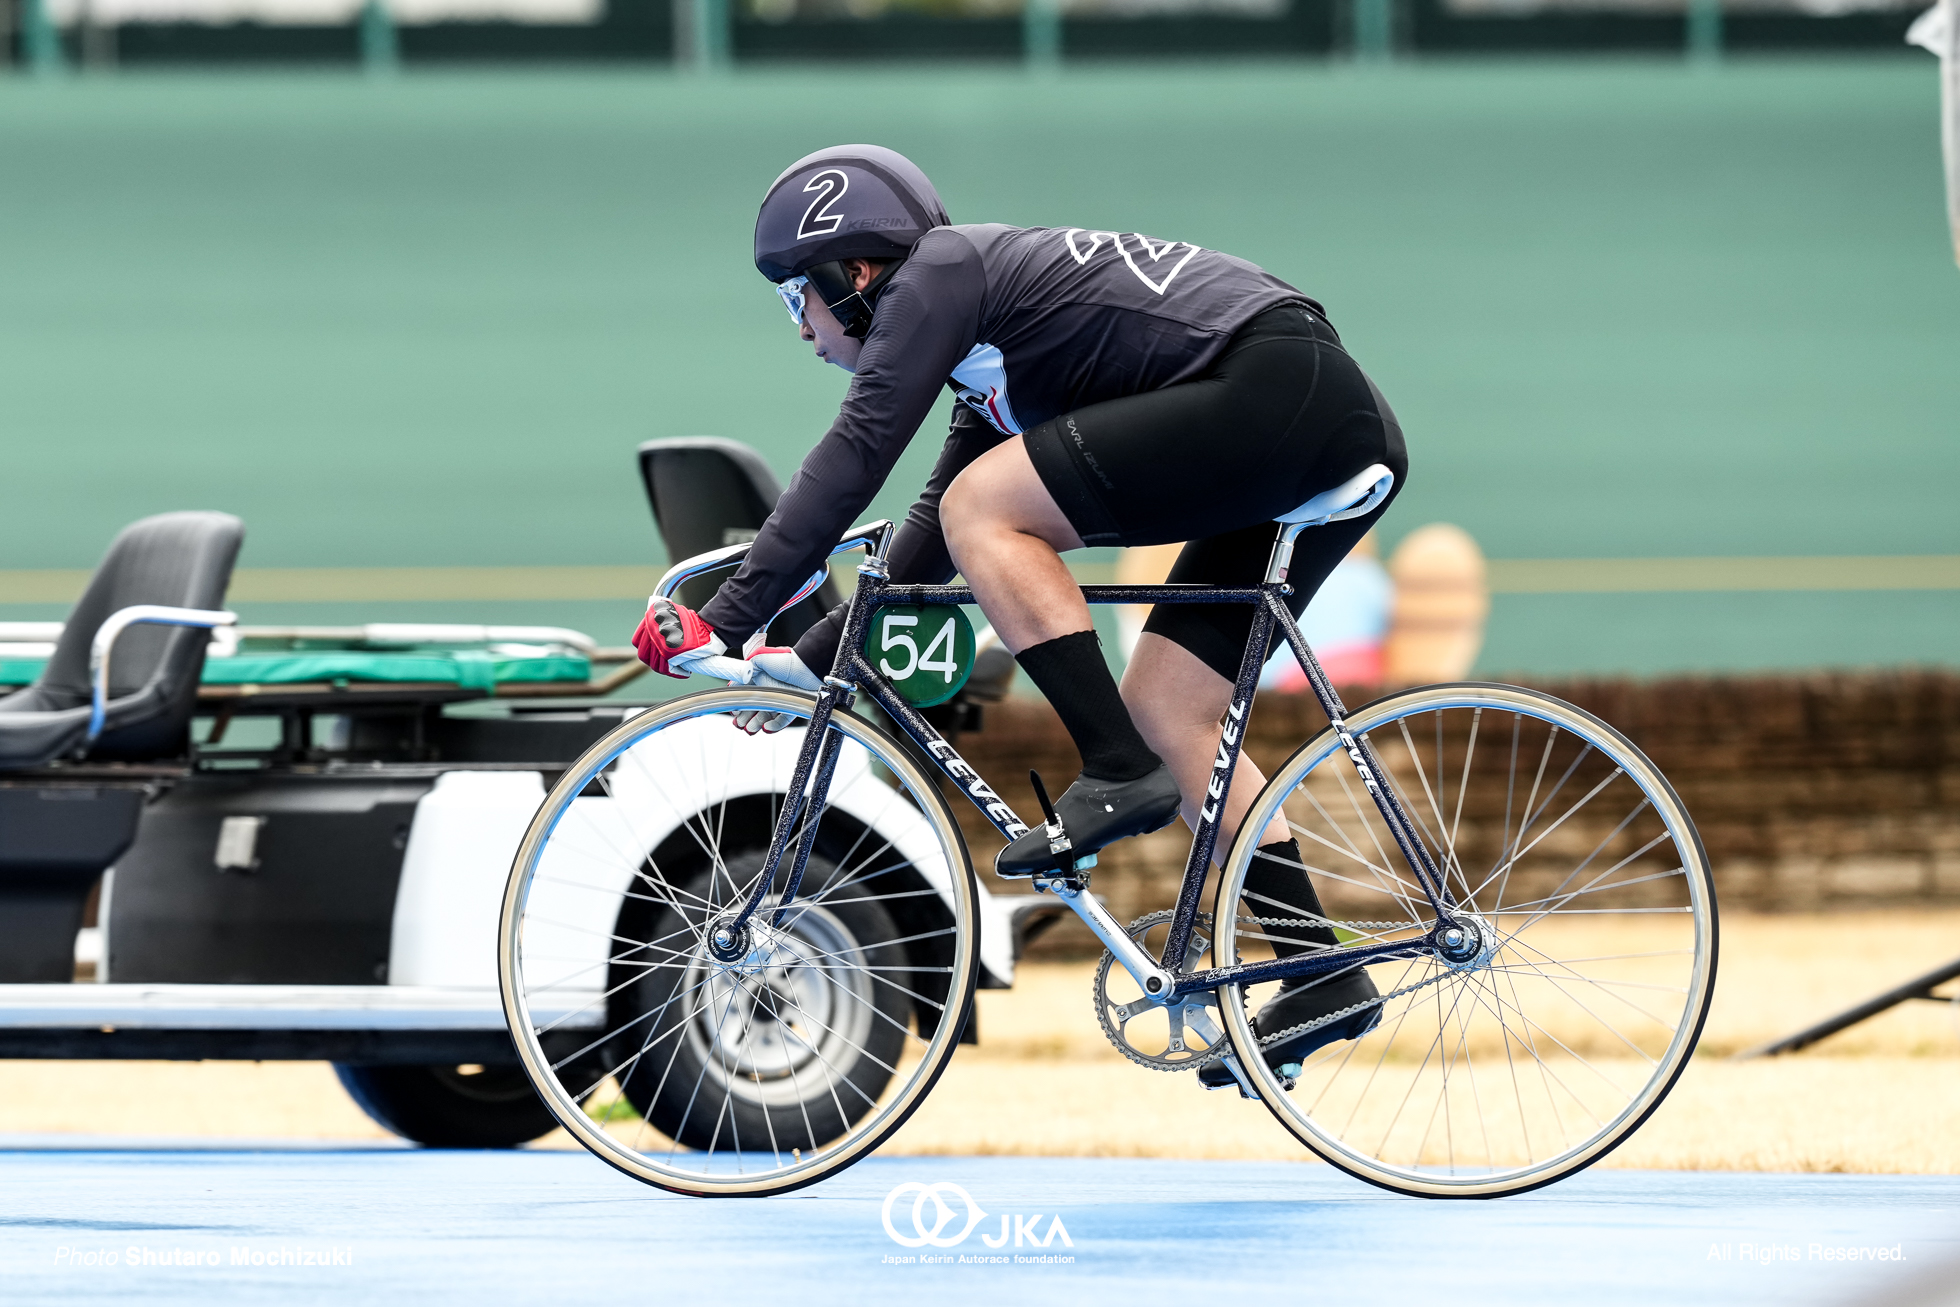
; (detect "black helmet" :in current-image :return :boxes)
[755,144,949,338]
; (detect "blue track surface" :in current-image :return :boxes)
[2,1146,1955,1305]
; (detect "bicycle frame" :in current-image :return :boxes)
[667,519,1467,1003]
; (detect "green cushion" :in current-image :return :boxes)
[0,649,590,691]
[0,658,46,688]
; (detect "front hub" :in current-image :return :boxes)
[708,914,791,975]
[708,916,751,966]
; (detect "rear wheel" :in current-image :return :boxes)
[1214,682,1718,1198]
[499,687,979,1196]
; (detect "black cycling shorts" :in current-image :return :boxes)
[1022,302,1407,682]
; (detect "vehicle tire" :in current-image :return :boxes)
[615,854,909,1152]
[332,1063,559,1148]
[1213,682,1718,1198]
[499,687,979,1196]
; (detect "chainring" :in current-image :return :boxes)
[1092,910,1232,1072]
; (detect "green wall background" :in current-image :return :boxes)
[0,63,1954,674]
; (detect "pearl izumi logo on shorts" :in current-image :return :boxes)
[1066,415,1115,489]
[879,1182,1075,1265]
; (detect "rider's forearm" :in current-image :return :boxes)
[698,454,882,645]
[698,271,979,644]
[698,402,929,642]
[762,406,1006,667]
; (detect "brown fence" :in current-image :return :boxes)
[953,671,1960,952]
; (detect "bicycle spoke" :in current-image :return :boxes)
[1493,934,1686,1034]
[1499,862,1686,924]
[504,692,978,1193]
[1220,686,1713,1195]
[1329,772,1429,921]
[1389,717,1460,896]
[749,970,853,1155]
[1449,708,1483,910]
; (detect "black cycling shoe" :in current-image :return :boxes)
[993,765,1183,878]
[1198,966,1383,1087]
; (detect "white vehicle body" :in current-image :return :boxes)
[0,713,1018,1038]
[501,712,1018,1008]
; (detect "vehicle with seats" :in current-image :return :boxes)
[0,446,1045,1147]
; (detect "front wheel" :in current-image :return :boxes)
[498,687,979,1197]
[1214,682,1718,1198]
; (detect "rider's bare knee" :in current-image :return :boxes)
[938,472,989,567]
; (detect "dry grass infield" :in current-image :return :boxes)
[0,911,1953,1172]
[876,910,1960,1172]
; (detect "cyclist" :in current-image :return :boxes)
[632,144,1406,1080]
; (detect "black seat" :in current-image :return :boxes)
[0,511,242,982]
[637,437,840,645]
[0,511,243,770]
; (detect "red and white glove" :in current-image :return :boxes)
[633,599,821,731]
[632,597,738,680]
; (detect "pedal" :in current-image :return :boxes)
[998,852,1096,885]
[1196,1049,1299,1096]
[1198,1052,1261,1100]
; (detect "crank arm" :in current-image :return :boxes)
[1039,879,1176,1002]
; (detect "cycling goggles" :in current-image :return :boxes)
[775,275,810,326]
[774,263,882,339]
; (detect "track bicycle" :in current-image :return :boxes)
[499,497,1718,1199]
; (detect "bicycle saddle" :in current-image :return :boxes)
[1275,463,1394,528]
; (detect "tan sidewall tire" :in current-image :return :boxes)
[1212,681,1719,1198]
[498,687,979,1197]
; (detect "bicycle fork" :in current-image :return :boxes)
[707,560,925,961]
[705,681,848,965]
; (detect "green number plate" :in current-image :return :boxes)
[864,604,975,708]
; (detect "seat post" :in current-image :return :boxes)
[1266,463,1395,586]
[1265,521,1313,586]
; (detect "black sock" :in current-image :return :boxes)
[1015,630,1162,783]
[1245,838,1339,956]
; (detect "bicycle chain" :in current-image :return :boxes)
[1092,907,1466,1066]
[1230,911,1472,1052]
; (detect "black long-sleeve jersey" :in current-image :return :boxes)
[697,222,1316,643]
